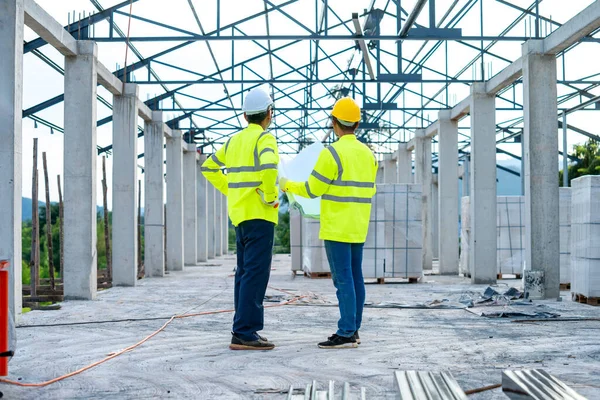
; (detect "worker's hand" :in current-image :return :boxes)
[278,176,289,192]
[256,188,280,209]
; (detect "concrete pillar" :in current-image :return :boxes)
[438,111,459,274]
[63,41,98,300]
[415,130,433,270]
[166,130,184,271]
[215,192,223,257]
[207,184,216,259]
[432,176,439,260]
[382,154,397,183]
[0,0,24,316]
[183,144,197,266]
[290,209,302,271]
[144,111,165,277]
[522,40,560,299]
[469,83,497,284]
[112,83,139,286]
[196,155,208,262]
[222,194,228,255]
[462,157,470,197]
[397,143,412,183]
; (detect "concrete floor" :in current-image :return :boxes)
[2,254,600,399]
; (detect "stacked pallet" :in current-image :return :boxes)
[301,216,330,277]
[571,176,600,305]
[363,184,423,280]
[460,194,572,282]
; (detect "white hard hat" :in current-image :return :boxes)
[242,88,273,115]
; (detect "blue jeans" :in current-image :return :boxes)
[324,240,366,338]
[233,219,275,341]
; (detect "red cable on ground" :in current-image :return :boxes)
[0,295,305,388]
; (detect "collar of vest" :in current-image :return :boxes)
[338,134,357,141]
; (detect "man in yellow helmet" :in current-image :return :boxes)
[279,97,378,349]
[202,87,279,351]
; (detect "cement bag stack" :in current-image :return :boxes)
[559,187,572,286]
[571,176,600,299]
[301,216,329,275]
[363,184,423,279]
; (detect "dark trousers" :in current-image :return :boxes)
[233,219,275,341]
[324,240,366,338]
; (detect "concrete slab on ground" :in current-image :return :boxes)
[2,254,600,399]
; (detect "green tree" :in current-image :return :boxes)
[560,139,600,186]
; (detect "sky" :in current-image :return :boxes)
[20,0,600,208]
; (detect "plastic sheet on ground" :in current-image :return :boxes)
[279,142,324,219]
[367,299,467,310]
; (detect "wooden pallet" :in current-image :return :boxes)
[572,293,600,306]
[560,283,571,291]
[497,273,522,280]
[304,271,332,279]
[375,277,419,284]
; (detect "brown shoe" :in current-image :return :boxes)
[229,334,275,350]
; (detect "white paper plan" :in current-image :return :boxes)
[278,141,324,218]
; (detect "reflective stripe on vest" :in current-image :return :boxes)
[325,147,376,190]
[229,181,262,189]
[224,131,276,177]
[322,194,372,204]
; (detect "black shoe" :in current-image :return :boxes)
[256,333,268,342]
[353,330,361,345]
[229,334,275,351]
[318,334,357,349]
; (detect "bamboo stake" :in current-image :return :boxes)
[42,152,55,290]
[102,156,112,280]
[57,175,64,278]
[30,139,40,297]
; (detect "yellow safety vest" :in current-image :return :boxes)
[285,135,377,243]
[201,124,279,227]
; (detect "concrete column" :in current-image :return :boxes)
[438,111,459,274]
[415,130,433,270]
[63,41,98,300]
[207,184,216,259]
[469,83,497,284]
[166,130,184,271]
[462,157,470,197]
[222,194,228,255]
[112,83,139,286]
[397,143,412,183]
[183,144,197,266]
[522,40,560,299]
[144,111,165,277]
[0,0,24,316]
[432,176,439,260]
[215,192,223,257]
[196,155,208,262]
[382,154,398,183]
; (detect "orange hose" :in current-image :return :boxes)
[0,295,305,388]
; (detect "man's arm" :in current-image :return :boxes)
[201,145,228,195]
[283,148,336,198]
[258,133,280,203]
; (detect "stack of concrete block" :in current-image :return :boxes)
[290,208,302,272]
[496,196,525,275]
[559,188,572,286]
[363,184,423,279]
[459,197,470,276]
[460,194,573,281]
[571,176,600,299]
[301,216,329,275]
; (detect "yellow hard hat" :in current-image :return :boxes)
[331,97,361,124]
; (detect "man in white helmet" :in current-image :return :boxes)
[202,87,279,350]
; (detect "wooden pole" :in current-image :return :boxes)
[137,179,143,278]
[30,139,39,297]
[57,175,64,278]
[102,156,111,280]
[42,152,55,290]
